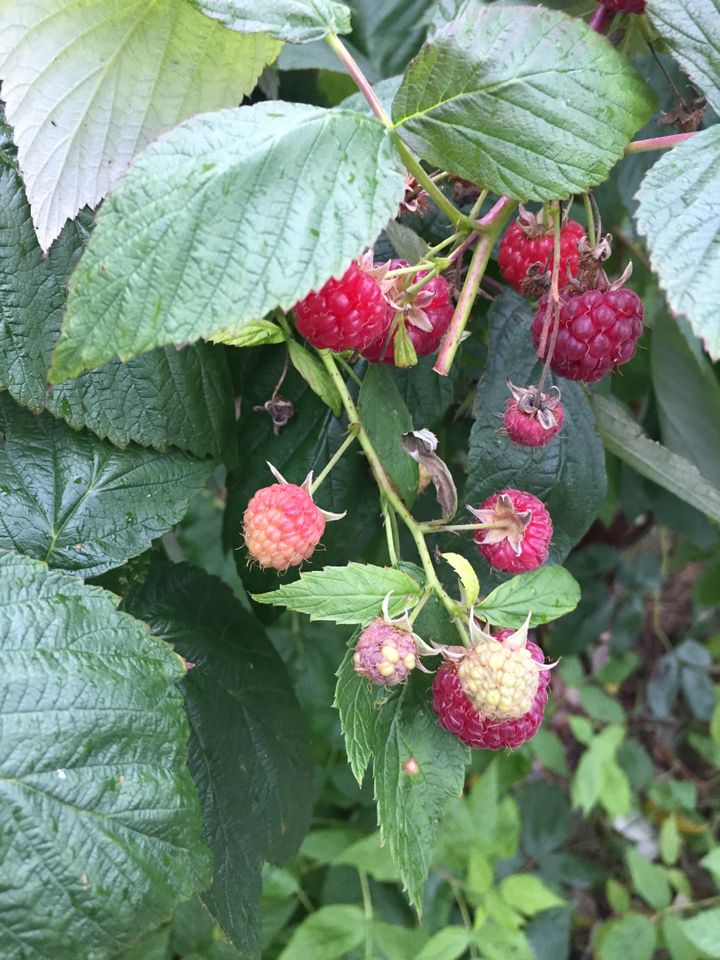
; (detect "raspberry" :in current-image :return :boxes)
[532,288,644,383]
[362,259,453,364]
[498,215,585,295]
[433,627,550,749]
[353,618,417,685]
[503,383,564,448]
[470,489,552,574]
[242,465,344,571]
[458,623,544,720]
[294,261,390,352]
[599,0,645,12]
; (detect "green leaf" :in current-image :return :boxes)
[385,220,430,264]
[646,0,720,111]
[678,910,720,959]
[597,914,657,960]
[373,678,469,911]
[476,566,581,627]
[660,815,681,866]
[571,725,630,816]
[124,564,313,956]
[0,158,235,459]
[253,562,423,622]
[464,292,606,569]
[415,927,471,960]
[625,848,672,910]
[358,364,418,506]
[392,4,655,201]
[700,848,720,888]
[0,0,280,250]
[636,126,720,361]
[389,355,456,427]
[0,395,211,576]
[50,104,406,381]
[210,318,287,347]
[442,552,480,606]
[277,905,366,960]
[591,393,720,523]
[191,0,352,42]
[580,687,625,725]
[288,341,342,415]
[334,644,381,784]
[0,553,210,959]
[499,876,564,916]
[662,915,700,960]
[334,831,399,882]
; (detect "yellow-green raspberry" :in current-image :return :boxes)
[457,627,542,721]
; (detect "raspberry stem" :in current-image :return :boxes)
[626,132,696,153]
[393,138,480,232]
[325,35,391,127]
[311,427,359,494]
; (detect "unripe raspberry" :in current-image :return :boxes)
[532,287,644,383]
[458,628,542,720]
[242,465,344,571]
[503,382,564,447]
[353,618,418,685]
[470,489,552,574]
[599,0,645,12]
[498,211,585,295]
[294,261,390,352]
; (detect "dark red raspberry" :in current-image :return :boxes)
[432,631,550,749]
[532,288,644,383]
[294,261,390,352]
[499,219,585,295]
[599,0,645,12]
[470,489,552,574]
[503,383,564,448]
[362,260,453,364]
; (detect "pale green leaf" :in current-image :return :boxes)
[334,831,399,882]
[571,725,628,815]
[0,0,280,250]
[415,927,471,960]
[597,914,657,960]
[392,3,655,200]
[476,566,581,627]
[646,0,720,111]
[499,875,564,916]
[51,103,406,381]
[0,553,210,959]
[210,318,287,347]
[636,126,720,361]
[278,905,366,960]
[191,0,352,42]
[679,910,720,959]
[660,815,681,866]
[253,562,423,623]
[700,848,720,888]
[626,848,672,910]
[442,552,480,607]
[288,341,342,415]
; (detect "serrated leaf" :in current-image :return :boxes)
[464,291,606,573]
[499,876,564,916]
[359,364,418,506]
[288,341,342,415]
[124,564,312,956]
[636,127,720,361]
[0,155,235,459]
[0,394,211,576]
[476,566,581,627]
[253,562,423,622]
[392,3,655,201]
[277,905,366,960]
[0,552,210,960]
[373,679,469,911]
[191,0,352,43]
[0,0,280,250]
[211,319,287,347]
[442,552,480,606]
[334,644,381,784]
[571,725,629,817]
[591,392,720,523]
[50,103,406,381]
[646,0,720,111]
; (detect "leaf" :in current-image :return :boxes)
[476,566,581,627]
[415,928,471,960]
[646,0,720,111]
[516,781,570,858]
[678,910,720,959]
[464,291,607,569]
[385,220,430,264]
[392,3,655,201]
[347,0,430,78]
[50,103,406,381]
[389,355,456,426]
[0,155,235,459]
[0,394,212,576]
[211,319,288,348]
[373,678,469,911]
[334,644,381,784]
[0,553,210,960]
[0,0,280,251]
[597,914,657,960]
[288,341,342,415]
[571,725,630,817]
[123,564,313,956]
[253,562,423,622]
[636,127,720,360]
[499,876,565,916]
[334,831,399,882]
[591,393,720,523]
[277,905,365,960]
[647,653,680,718]
[359,365,419,506]
[701,848,720,888]
[580,687,625,725]
[442,552,480,606]
[625,848,672,910]
[191,0,352,43]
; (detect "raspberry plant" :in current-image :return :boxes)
[0,1,720,959]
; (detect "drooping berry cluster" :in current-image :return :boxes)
[498,210,585,294]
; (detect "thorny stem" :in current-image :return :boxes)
[311,428,358,494]
[626,132,696,153]
[319,350,469,644]
[434,200,516,376]
[358,870,374,960]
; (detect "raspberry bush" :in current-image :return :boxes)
[0,1,719,958]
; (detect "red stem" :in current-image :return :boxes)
[589,5,614,33]
[626,132,697,153]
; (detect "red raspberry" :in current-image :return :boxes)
[353,619,417,685]
[470,489,552,574]
[294,261,390,352]
[532,288,644,383]
[243,483,325,570]
[362,260,453,364]
[503,383,564,448]
[599,0,645,12]
[499,218,585,295]
[432,631,550,749]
